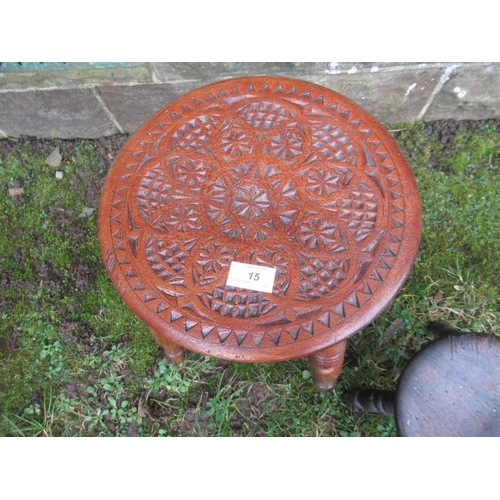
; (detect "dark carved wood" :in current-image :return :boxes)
[98,76,422,389]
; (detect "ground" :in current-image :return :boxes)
[0,118,499,436]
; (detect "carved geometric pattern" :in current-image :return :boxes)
[100,76,421,357]
[306,122,357,165]
[199,286,277,319]
[296,254,350,300]
[253,246,292,298]
[305,165,355,198]
[233,184,272,220]
[193,240,233,286]
[235,100,295,130]
[270,130,304,160]
[295,216,348,253]
[168,114,220,154]
[217,118,253,157]
[170,158,210,188]
[338,180,378,242]
[136,164,172,217]
[144,237,192,287]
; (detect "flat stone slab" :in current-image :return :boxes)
[0,63,150,91]
[301,67,444,123]
[0,63,499,139]
[424,63,500,121]
[98,83,196,133]
[152,62,336,82]
[0,88,118,138]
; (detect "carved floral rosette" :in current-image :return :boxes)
[99,77,421,360]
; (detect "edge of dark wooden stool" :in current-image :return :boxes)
[396,333,500,437]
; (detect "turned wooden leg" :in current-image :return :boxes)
[149,327,185,364]
[309,340,347,391]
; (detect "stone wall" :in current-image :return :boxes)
[0,62,498,139]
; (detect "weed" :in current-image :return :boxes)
[144,360,193,399]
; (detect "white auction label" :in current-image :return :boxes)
[226,261,277,293]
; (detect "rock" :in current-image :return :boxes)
[55,171,64,180]
[45,147,62,167]
[8,187,25,196]
[78,207,95,218]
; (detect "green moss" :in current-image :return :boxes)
[127,328,160,375]
[0,349,39,417]
[390,123,500,287]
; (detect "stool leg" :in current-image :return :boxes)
[309,340,347,391]
[149,327,185,364]
[343,390,395,415]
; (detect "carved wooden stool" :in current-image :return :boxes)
[98,76,422,390]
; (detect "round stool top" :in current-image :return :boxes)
[396,334,500,437]
[98,76,421,362]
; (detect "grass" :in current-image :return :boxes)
[0,120,499,437]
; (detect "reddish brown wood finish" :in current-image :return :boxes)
[309,340,347,391]
[98,76,422,390]
[149,327,185,364]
